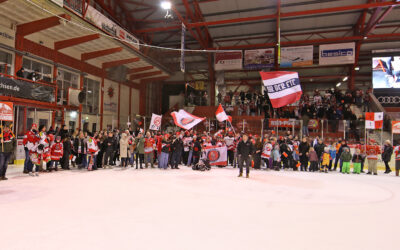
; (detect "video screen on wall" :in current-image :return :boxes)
[372,56,400,89]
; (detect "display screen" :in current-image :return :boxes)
[372,56,400,89]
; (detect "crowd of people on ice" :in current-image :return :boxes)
[0,122,399,181]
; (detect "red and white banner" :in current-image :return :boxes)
[215,104,232,123]
[365,112,383,129]
[214,51,243,71]
[260,71,302,108]
[171,109,205,130]
[204,145,227,166]
[0,102,13,121]
[149,113,162,131]
[392,121,400,134]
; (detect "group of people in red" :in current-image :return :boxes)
[0,122,398,181]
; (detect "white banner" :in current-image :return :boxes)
[149,113,162,131]
[86,6,139,49]
[214,51,243,71]
[204,146,227,166]
[171,109,205,130]
[281,45,313,67]
[319,42,355,65]
[244,48,274,69]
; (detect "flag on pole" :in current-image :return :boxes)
[149,113,162,131]
[171,109,205,130]
[259,71,302,108]
[204,145,228,166]
[365,112,383,129]
[215,104,232,123]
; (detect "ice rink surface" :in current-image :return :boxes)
[1,166,399,250]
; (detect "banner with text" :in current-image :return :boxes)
[319,42,355,65]
[0,77,55,102]
[393,121,400,134]
[214,51,243,71]
[85,6,139,49]
[244,48,274,69]
[281,45,313,67]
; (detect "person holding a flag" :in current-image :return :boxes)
[0,124,16,181]
[237,134,253,178]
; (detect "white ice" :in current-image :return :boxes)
[1,166,399,250]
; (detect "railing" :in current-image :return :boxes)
[0,73,57,104]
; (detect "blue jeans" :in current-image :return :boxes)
[187,150,193,166]
[159,152,169,169]
[24,148,33,172]
[82,154,87,168]
[0,152,11,177]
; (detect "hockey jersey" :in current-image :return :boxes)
[261,143,272,159]
[366,145,381,160]
[50,142,63,160]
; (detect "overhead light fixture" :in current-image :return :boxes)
[355,66,360,71]
[70,111,77,118]
[161,1,172,10]
[342,76,348,81]
[336,82,342,87]
[363,36,368,40]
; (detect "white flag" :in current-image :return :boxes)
[171,109,205,130]
[204,145,227,166]
[149,113,162,131]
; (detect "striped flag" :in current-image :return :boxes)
[260,71,302,108]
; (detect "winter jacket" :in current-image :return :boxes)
[0,131,16,153]
[119,134,131,158]
[299,142,310,156]
[352,153,363,163]
[382,145,393,162]
[308,151,318,162]
[135,137,145,154]
[340,151,352,162]
[237,140,254,157]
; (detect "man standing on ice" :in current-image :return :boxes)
[237,134,253,178]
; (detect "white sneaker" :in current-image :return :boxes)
[35,172,39,176]
[29,172,34,176]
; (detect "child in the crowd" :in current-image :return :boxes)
[340,147,352,174]
[50,136,63,172]
[292,144,300,171]
[261,139,272,170]
[308,147,318,172]
[321,147,330,173]
[272,144,281,171]
[352,148,363,174]
[329,142,337,171]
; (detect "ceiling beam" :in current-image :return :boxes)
[54,34,100,50]
[16,14,71,37]
[81,47,123,61]
[102,58,140,68]
[364,6,394,35]
[127,66,154,74]
[130,71,163,80]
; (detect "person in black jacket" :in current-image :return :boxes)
[299,137,310,171]
[171,136,183,169]
[192,137,202,166]
[237,134,253,178]
[73,131,88,169]
[103,132,116,168]
[60,136,71,170]
[382,140,393,174]
[314,139,326,168]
